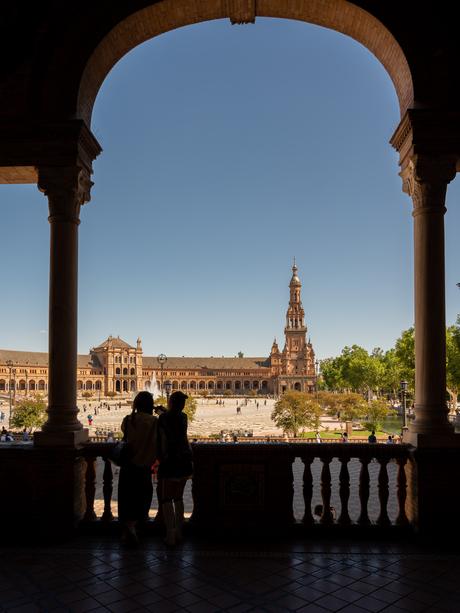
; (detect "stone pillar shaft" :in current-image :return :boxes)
[400,155,457,442]
[34,165,92,446]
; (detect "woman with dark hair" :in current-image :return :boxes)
[158,391,193,546]
[118,391,158,546]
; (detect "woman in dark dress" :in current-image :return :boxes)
[157,391,193,546]
[118,391,158,546]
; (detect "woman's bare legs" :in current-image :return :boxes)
[163,480,187,545]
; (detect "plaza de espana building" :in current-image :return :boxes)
[0,264,317,398]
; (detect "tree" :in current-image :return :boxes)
[360,398,397,431]
[380,348,402,394]
[11,395,47,431]
[154,394,197,423]
[395,327,415,391]
[340,345,383,396]
[321,358,344,390]
[271,391,321,437]
[446,316,460,411]
[237,351,244,358]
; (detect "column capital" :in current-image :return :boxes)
[36,165,93,224]
[400,154,458,211]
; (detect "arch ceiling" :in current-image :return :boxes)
[75,0,413,126]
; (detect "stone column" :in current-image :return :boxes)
[400,155,459,447]
[34,165,92,446]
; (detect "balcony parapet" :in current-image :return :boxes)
[79,441,410,537]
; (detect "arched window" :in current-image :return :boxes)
[116,367,121,375]
[130,368,135,375]
[244,381,250,390]
[294,382,301,391]
[226,381,232,389]
[235,381,241,390]
[123,368,128,375]
[208,381,214,390]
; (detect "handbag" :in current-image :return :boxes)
[108,417,132,468]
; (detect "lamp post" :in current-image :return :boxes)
[7,360,13,427]
[315,359,319,403]
[157,354,167,398]
[400,378,408,428]
[165,381,172,403]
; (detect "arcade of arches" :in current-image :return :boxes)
[1,1,460,534]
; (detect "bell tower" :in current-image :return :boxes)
[278,259,316,393]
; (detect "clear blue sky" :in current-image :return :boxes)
[2,17,460,361]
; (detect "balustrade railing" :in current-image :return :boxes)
[81,441,409,531]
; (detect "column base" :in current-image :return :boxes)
[34,428,89,446]
[403,431,460,448]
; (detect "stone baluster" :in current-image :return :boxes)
[394,457,409,525]
[34,165,93,446]
[84,456,97,521]
[376,458,391,525]
[337,457,351,524]
[301,457,314,524]
[357,458,371,524]
[319,457,333,524]
[400,155,458,444]
[101,457,114,521]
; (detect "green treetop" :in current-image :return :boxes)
[271,391,321,437]
[11,395,47,431]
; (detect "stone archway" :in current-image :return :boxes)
[1,1,458,454]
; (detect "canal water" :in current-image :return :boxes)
[380,414,404,435]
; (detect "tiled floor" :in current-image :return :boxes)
[2,533,460,613]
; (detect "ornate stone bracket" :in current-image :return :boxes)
[224,0,256,25]
[37,165,93,224]
[399,154,458,211]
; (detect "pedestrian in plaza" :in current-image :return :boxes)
[368,430,377,443]
[386,435,394,444]
[158,391,193,546]
[88,414,92,426]
[118,391,158,547]
[22,428,28,441]
[315,431,322,443]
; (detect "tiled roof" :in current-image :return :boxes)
[0,350,102,369]
[0,350,49,366]
[94,337,134,350]
[142,356,271,370]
